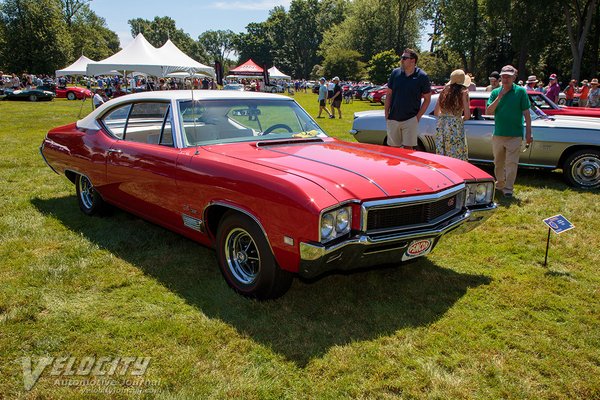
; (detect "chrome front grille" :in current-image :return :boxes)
[363,186,465,235]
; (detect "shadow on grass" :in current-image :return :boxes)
[33,195,492,367]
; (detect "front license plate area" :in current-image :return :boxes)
[401,238,434,261]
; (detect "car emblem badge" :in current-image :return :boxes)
[448,197,455,207]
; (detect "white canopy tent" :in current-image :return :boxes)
[55,55,96,76]
[268,66,291,80]
[156,40,214,77]
[86,33,215,78]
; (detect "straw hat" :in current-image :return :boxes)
[526,75,538,84]
[446,69,471,87]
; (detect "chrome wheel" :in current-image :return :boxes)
[79,175,95,209]
[571,156,600,187]
[564,150,600,189]
[76,174,105,215]
[224,227,260,284]
[67,92,76,100]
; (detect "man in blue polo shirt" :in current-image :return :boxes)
[384,48,431,149]
[486,65,532,198]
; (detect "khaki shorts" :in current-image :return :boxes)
[386,117,419,147]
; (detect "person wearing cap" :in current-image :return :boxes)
[564,79,577,106]
[433,69,471,161]
[578,80,590,107]
[316,77,333,118]
[486,65,532,198]
[545,74,560,103]
[588,78,600,108]
[330,77,343,119]
[384,48,431,149]
[486,71,500,92]
[525,75,538,91]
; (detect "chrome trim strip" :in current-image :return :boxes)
[39,144,59,175]
[203,201,275,254]
[264,147,389,196]
[182,214,205,232]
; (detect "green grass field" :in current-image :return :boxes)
[0,92,599,399]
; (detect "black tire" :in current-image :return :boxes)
[29,94,38,102]
[66,91,76,100]
[75,174,105,215]
[563,149,600,189]
[216,212,293,299]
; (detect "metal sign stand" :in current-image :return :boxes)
[542,215,574,267]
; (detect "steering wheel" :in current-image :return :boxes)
[262,123,293,135]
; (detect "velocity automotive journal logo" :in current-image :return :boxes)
[20,356,159,393]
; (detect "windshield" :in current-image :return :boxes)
[178,99,326,146]
[529,93,559,110]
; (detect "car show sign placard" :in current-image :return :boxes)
[542,214,574,266]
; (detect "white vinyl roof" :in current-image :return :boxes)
[77,90,291,130]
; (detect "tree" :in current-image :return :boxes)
[60,0,89,27]
[322,48,365,80]
[197,30,237,66]
[69,4,119,61]
[367,50,400,84]
[0,0,72,74]
[563,0,598,80]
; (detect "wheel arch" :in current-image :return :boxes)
[558,144,600,169]
[204,202,274,254]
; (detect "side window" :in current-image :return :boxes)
[125,102,172,145]
[102,104,131,139]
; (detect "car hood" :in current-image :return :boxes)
[535,115,600,130]
[205,138,486,202]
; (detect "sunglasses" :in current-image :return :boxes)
[400,56,414,60]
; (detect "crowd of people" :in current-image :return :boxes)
[382,48,593,198]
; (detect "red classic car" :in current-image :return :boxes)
[40,91,497,299]
[528,91,600,118]
[39,84,92,100]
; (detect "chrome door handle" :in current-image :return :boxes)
[107,148,122,154]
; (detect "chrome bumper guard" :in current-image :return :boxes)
[298,204,496,278]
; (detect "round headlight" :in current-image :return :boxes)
[335,208,350,232]
[475,184,488,203]
[321,213,334,239]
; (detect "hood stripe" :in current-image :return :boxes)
[331,142,462,185]
[264,147,389,196]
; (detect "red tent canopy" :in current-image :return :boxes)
[229,59,264,76]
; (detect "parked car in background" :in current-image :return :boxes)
[368,85,387,104]
[223,83,245,91]
[40,90,496,299]
[527,91,600,118]
[38,84,92,100]
[3,87,55,102]
[351,92,600,189]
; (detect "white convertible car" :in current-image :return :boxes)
[350,92,600,189]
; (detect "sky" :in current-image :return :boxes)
[88,0,429,50]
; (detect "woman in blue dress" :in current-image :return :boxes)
[434,69,471,161]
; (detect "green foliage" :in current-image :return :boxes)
[0,0,72,74]
[69,5,119,62]
[322,48,365,80]
[417,51,462,85]
[197,30,237,66]
[367,50,400,84]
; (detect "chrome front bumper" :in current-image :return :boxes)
[298,204,496,278]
